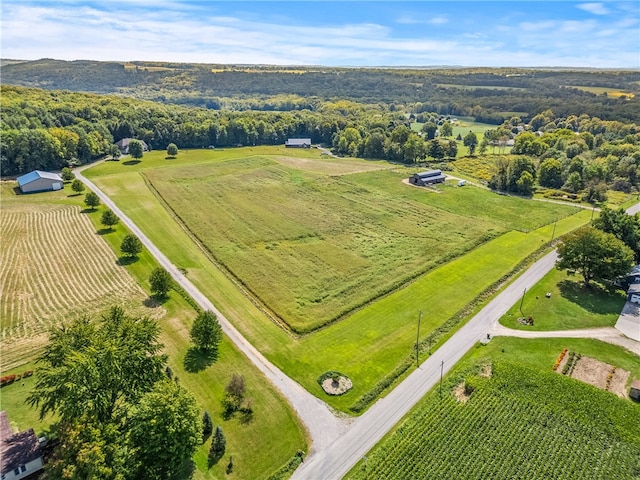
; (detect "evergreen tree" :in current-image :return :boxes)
[202,411,213,441]
[208,426,226,467]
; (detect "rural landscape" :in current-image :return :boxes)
[2,1,640,479]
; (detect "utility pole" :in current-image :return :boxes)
[519,288,527,317]
[439,360,444,398]
[416,311,422,368]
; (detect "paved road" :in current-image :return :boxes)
[78,164,639,479]
[292,250,560,479]
[75,169,349,454]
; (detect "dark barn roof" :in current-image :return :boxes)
[0,411,43,475]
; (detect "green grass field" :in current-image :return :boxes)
[411,117,499,156]
[500,267,626,330]
[346,337,640,479]
[0,182,306,480]
[85,148,592,413]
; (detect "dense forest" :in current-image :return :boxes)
[2,61,639,204]
[3,59,640,122]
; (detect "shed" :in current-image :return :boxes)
[16,170,63,194]
[285,138,311,148]
[116,138,149,154]
[409,170,446,186]
[0,411,44,480]
[631,380,640,401]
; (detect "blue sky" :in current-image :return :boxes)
[1,1,639,67]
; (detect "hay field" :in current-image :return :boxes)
[1,195,152,371]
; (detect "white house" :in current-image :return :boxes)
[16,170,63,194]
[0,411,44,480]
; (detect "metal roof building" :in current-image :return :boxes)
[16,170,64,194]
[285,138,312,148]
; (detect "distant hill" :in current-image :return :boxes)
[2,59,640,122]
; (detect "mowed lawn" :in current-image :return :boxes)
[499,267,626,331]
[0,181,306,480]
[346,337,640,479]
[85,149,590,413]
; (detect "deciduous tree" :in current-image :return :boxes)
[84,191,100,210]
[149,267,173,299]
[61,167,75,182]
[556,227,633,287]
[121,234,143,258]
[166,143,178,157]
[128,139,144,159]
[71,178,85,195]
[463,131,478,155]
[100,209,119,230]
[190,310,222,353]
[128,380,201,480]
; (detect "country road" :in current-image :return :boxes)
[75,169,350,455]
[77,165,639,479]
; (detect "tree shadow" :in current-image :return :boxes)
[96,228,113,235]
[143,295,169,308]
[183,347,218,373]
[165,156,177,160]
[81,208,97,214]
[171,459,195,480]
[558,280,624,315]
[123,160,141,166]
[116,256,138,266]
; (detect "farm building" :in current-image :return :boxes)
[409,170,446,186]
[0,411,44,480]
[285,138,311,148]
[115,138,149,154]
[16,170,63,194]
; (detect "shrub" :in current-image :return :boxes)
[0,374,17,387]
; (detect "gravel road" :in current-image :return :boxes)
[75,169,350,455]
[77,164,639,479]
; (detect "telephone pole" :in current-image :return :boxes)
[415,311,422,368]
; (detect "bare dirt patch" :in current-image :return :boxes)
[609,368,630,399]
[453,382,472,403]
[321,376,353,396]
[570,356,611,390]
[559,353,631,398]
[479,363,493,378]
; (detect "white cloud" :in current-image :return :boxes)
[577,3,611,15]
[1,1,637,68]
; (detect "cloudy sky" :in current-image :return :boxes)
[1,1,639,67]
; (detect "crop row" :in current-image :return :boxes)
[348,362,640,479]
[1,205,148,369]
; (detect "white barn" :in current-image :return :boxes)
[16,170,63,194]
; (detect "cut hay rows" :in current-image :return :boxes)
[1,204,151,371]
